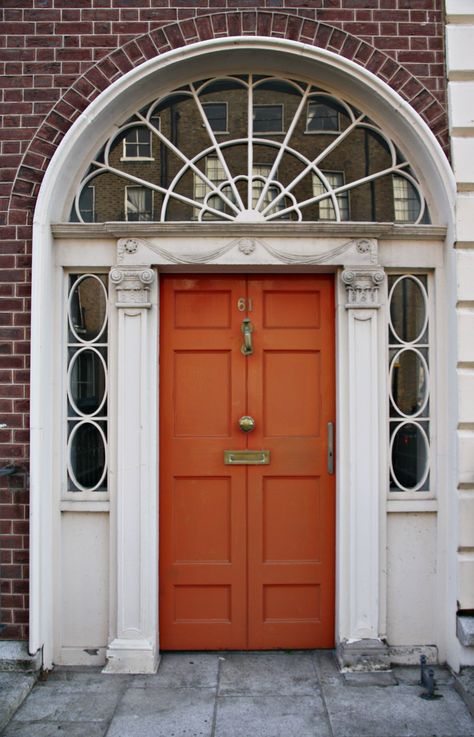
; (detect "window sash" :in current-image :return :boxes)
[253,104,284,133]
[306,102,339,132]
[312,172,349,220]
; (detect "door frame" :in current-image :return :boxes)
[100,228,398,672]
[50,225,448,673]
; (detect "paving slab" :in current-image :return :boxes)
[8,680,123,724]
[105,685,216,737]
[131,652,220,690]
[0,673,36,733]
[2,721,109,737]
[454,667,474,718]
[214,693,332,737]
[321,680,474,737]
[219,650,319,696]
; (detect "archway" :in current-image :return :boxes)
[30,37,455,672]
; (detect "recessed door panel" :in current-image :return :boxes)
[160,274,335,650]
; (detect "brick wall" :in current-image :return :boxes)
[0,0,447,640]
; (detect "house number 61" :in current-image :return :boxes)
[237,298,253,312]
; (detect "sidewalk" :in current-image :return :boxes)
[1,651,473,737]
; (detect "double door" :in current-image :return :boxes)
[159,274,335,649]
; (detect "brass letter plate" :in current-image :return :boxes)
[224,450,270,465]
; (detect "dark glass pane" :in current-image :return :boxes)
[78,185,95,223]
[69,422,106,490]
[69,349,106,415]
[391,349,427,416]
[253,105,283,133]
[307,102,339,132]
[203,103,227,132]
[391,422,428,490]
[390,277,426,343]
[69,276,107,342]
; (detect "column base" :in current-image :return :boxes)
[337,638,391,672]
[103,638,159,674]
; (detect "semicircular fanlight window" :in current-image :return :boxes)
[70,74,429,225]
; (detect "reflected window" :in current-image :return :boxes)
[123,126,153,159]
[203,102,227,133]
[312,172,349,221]
[252,163,283,211]
[306,102,339,132]
[393,175,420,223]
[253,104,283,133]
[125,186,153,221]
[193,157,235,219]
[78,184,95,223]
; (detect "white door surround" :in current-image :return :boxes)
[30,38,456,672]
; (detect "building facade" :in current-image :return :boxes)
[0,0,473,673]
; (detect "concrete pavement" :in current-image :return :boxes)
[1,650,474,737]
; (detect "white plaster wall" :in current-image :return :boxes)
[446,0,474,666]
[60,512,109,665]
[386,513,437,646]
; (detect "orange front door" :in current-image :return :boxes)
[159,275,335,650]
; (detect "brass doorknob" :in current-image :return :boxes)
[239,415,255,432]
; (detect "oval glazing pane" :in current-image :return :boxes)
[69,422,106,490]
[69,348,106,416]
[390,348,428,416]
[391,422,429,490]
[390,276,427,343]
[69,275,107,342]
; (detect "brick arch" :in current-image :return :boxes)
[9,10,449,225]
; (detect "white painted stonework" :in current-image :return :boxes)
[446,0,474,669]
[29,37,460,672]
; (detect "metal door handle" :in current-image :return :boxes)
[241,317,253,356]
[327,422,334,474]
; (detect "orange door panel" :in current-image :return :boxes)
[159,274,335,650]
[246,277,335,648]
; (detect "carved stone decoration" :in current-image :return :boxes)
[117,238,141,262]
[238,238,256,255]
[127,236,378,266]
[110,266,155,308]
[355,239,377,263]
[342,267,385,308]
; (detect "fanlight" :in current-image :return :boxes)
[71,74,428,224]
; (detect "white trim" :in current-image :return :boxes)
[30,36,455,669]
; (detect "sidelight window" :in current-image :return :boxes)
[388,274,431,495]
[66,274,108,498]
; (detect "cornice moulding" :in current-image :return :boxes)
[51,222,448,241]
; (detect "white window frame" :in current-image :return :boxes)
[121,125,155,161]
[63,271,109,503]
[386,270,436,501]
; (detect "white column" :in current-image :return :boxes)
[337,267,389,670]
[104,265,159,674]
